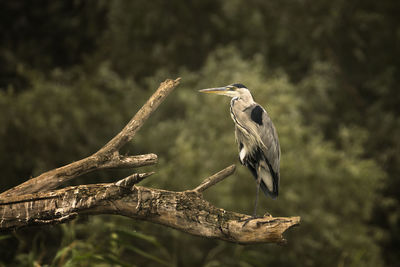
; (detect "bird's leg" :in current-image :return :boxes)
[240,176,262,227]
[253,175,261,217]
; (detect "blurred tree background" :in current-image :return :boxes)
[0,0,399,266]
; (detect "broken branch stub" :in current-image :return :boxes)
[194,165,236,193]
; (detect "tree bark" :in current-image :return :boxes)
[0,78,300,244]
[0,77,178,198]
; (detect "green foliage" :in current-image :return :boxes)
[0,1,109,91]
[0,217,173,267]
[141,48,384,266]
[1,0,399,266]
[50,217,173,267]
[0,48,386,266]
[0,64,145,191]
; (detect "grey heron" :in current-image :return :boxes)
[199,83,280,217]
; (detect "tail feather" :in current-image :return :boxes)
[242,148,279,199]
[258,162,278,199]
[246,161,279,199]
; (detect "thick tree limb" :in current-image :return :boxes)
[0,166,299,244]
[0,77,300,245]
[0,78,180,198]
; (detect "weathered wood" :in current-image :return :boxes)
[194,165,236,192]
[0,169,300,244]
[0,78,180,198]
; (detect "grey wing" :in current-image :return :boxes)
[244,103,281,180]
[258,107,280,177]
[244,104,281,191]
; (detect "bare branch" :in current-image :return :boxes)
[100,153,158,169]
[0,176,300,244]
[0,78,180,198]
[114,172,155,188]
[194,165,236,193]
[98,77,181,154]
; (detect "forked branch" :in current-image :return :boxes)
[0,78,180,198]
[0,78,300,244]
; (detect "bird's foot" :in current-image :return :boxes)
[263,211,272,217]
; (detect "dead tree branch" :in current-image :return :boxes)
[0,78,300,244]
[194,165,236,193]
[0,78,180,198]
[0,166,299,244]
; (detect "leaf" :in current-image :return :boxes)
[124,245,172,266]
[103,254,135,267]
[53,242,76,262]
[115,228,161,247]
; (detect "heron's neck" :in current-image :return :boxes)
[233,93,254,105]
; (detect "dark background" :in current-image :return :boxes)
[0,1,399,266]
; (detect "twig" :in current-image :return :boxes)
[194,165,236,193]
[114,172,155,188]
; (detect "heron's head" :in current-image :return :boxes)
[199,83,252,100]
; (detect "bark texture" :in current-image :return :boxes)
[0,78,300,244]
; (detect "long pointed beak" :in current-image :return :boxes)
[198,87,229,94]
